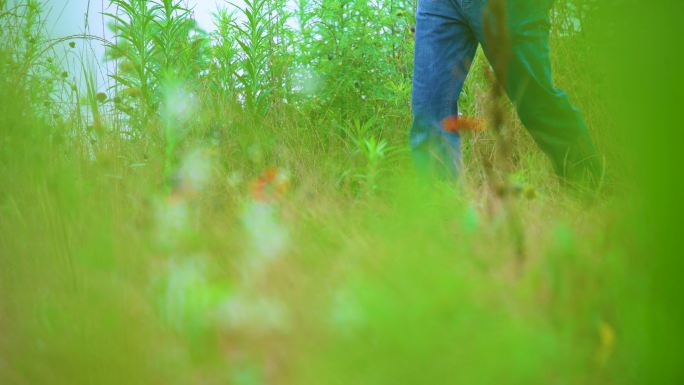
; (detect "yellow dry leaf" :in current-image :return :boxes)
[596,320,616,367]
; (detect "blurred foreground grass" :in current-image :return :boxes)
[1,1,683,384]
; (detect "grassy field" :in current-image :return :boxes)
[1,1,682,384]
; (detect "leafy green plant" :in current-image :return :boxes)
[300,0,415,119]
[105,0,208,131]
[105,0,158,128]
[207,7,240,106]
[340,117,399,194]
[229,0,274,114]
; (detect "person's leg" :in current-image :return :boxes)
[465,0,601,184]
[411,0,478,178]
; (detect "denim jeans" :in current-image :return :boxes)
[411,0,600,181]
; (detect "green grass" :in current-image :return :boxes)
[0,1,682,384]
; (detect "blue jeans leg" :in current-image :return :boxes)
[463,0,601,182]
[411,0,478,178]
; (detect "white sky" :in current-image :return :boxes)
[44,0,229,37]
[39,0,243,90]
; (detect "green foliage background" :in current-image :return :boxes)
[0,0,682,384]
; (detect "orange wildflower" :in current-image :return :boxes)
[442,115,484,133]
[251,167,289,203]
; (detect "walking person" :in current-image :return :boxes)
[411,0,601,185]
